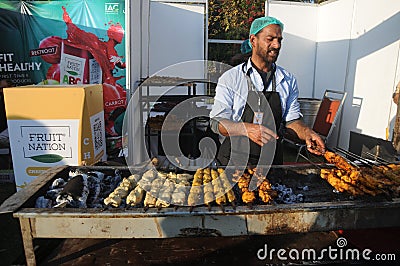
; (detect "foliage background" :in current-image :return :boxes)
[207,0,328,65]
[208,0,265,65]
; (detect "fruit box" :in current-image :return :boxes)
[3,84,106,189]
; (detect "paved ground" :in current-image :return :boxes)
[40,232,340,265]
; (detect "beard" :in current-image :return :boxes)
[256,47,280,66]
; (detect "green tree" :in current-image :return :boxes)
[208,0,329,64]
[209,0,265,40]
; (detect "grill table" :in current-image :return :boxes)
[1,165,400,266]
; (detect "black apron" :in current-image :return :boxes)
[217,64,283,167]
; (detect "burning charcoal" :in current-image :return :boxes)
[54,194,74,208]
[88,171,104,181]
[100,175,116,196]
[54,174,89,208]
[46,188,62,201]
[272,183,304,204]
[100,171,122,197]
[51,178,66,189]
[297,185,309,191]
[35,196,52,208]
[296,193,304,202]
[86,172,102,207]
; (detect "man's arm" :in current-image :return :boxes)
[217,119,278,147]
[286,120,325,155]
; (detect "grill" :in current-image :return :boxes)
[1,162,400,266]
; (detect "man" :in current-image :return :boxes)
[210,16,325,166]
[392,81,400,105]
[391,81,400,152]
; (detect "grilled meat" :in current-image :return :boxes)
[126,186,145,207]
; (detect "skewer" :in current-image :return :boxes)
[218,204,225,212]
[336,148,393,172]
[155,156,167,171]
[101,204,112,211]
[334,147,369,168]
[362,151,392,164]
[332,148,398,198]
[174,205,179,211]
[230,201,236,210]
[299,153,323,170]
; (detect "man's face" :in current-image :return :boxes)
[251,24,283,65]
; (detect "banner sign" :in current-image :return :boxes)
[0,0,126,157]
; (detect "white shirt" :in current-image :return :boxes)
[209,59,302,133]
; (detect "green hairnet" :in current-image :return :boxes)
[241,39,252,54]
[246,16,284,50]
[250,16,284,36]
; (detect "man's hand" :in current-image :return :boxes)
[244,123,278,146]
[286,120,326,155]
[304,130,325,155]
[218,119,278,146]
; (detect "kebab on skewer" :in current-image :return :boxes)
[138,169,157,191]
[124,173,143,206]
[217,168,236,207]
[155,180,175,209]
[324,151,357,172]
[203,169,214,209]
[187,168,204,209]
[171,173,194,208]
[251,168,277,204]
[143,175,165,209]
[126,185,145,207]
[237,171,256,204]
[210,169,227,209]
[103,175,135,207]
[320,168,363,196]
[176,173,193,183]
[171,179,190,206]
[321,152,395,197]
[155,173,178,209]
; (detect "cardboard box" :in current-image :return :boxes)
[60,41,102,85]
[4,84,106,189]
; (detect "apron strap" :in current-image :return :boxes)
[243,63,277,92]
[265,65,277,92]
